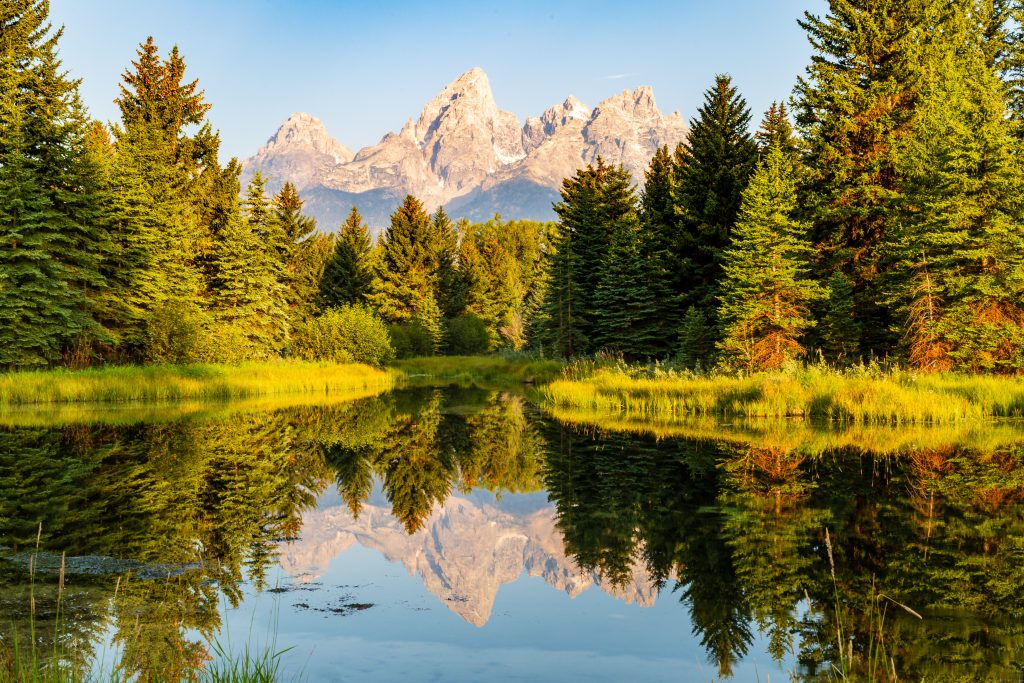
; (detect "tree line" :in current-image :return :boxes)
[4,0,1024,373]
[541,0,1024,373]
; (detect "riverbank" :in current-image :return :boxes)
[542,365,1024,424]
[391,355,563,386]
[0,361,397,405]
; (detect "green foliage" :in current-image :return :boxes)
[294,305,394,366]
[369,195,444,352]
[0,1,106,368]
[717,145,824,372]
[387,321,436,359]
[794,0,935,354]
[445,313,491,355]
[677,306,714,370]
[819,272,861,364]
[888,10,1024,373]
[319,206,373,310]
[210,174,288,359]
[673,74,759,322]
[591,167,675,358]
[143,298,213,364]
[754,101,797,156]
[541,161,673,358]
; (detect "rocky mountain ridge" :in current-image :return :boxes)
[243,67,688,230]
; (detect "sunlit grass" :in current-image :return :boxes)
[543,363,1024,424]
[391,355,563,387]
[0,362,398,406]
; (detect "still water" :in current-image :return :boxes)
[2,385,1023,681]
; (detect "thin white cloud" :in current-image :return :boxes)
[601,73,632,80]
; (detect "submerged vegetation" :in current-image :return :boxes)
[543,363,1024,423]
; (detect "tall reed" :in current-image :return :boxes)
[543,363,1024,424]
[0,362,397,406]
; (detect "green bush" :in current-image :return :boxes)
[388,320,436,359]
[144,299,210,364]
[202,321,255,364]
[295,305,394,366]
[445,313,490,355]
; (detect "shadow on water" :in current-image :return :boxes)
[2,385,1024,680]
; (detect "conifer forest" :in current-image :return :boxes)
[2,0,1022,373]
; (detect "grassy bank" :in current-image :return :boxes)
[391,355,563,387]
[543,364,1024,424]
[0,361,397,406]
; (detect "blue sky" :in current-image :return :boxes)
[50,0,827,161]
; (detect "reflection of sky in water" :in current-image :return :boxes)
[213,490,793,682]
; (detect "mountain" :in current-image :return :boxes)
[243,68,688,232]
[278,492,659,627]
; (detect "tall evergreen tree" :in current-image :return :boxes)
[319,206,373,309]
[673,75,759,321]
[794,0,936,354]
[0,0,106,367]
[592,166,675,357]
[210,175,287,356]
[889,7,1024,372]
[429,207,462,319]
[717,145,824,372]
[369,195,444,350]
[539,163,606,357]
[640,145,685,340]
[272,181,319,326]
[819,271,861,364]
[106,37,217,351]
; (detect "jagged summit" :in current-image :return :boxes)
[245,112,354,191]
[242,68,688,230]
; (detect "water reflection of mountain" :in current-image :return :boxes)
[279,488,657,627]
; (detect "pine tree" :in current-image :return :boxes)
[674,75,759,324]
[640,145,678,251]
[106,37,215,350]
[755,102,798,157]
[591,166,674,358]
[319,206,373,309]
[794,0,938,354]
[640,145,685,341]
[369,195,444,351]
[429,207,462,319]
[889,7,1024,372]
[210,176,288,357]
[717,145,824,372]
[677,306,714,370]
[0,1,106,367]
[539,165,604,356]
[273,181,318,325]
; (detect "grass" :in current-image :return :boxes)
[542,362,1024,424]
[391,355,563,387]
[0,362,397,406]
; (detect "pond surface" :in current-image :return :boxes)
[2,384,1024,681]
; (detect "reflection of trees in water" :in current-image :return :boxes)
[542,418,1024,680]
[4,391,1024,680]
[326,388,547,533]
[0,406,334,680]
